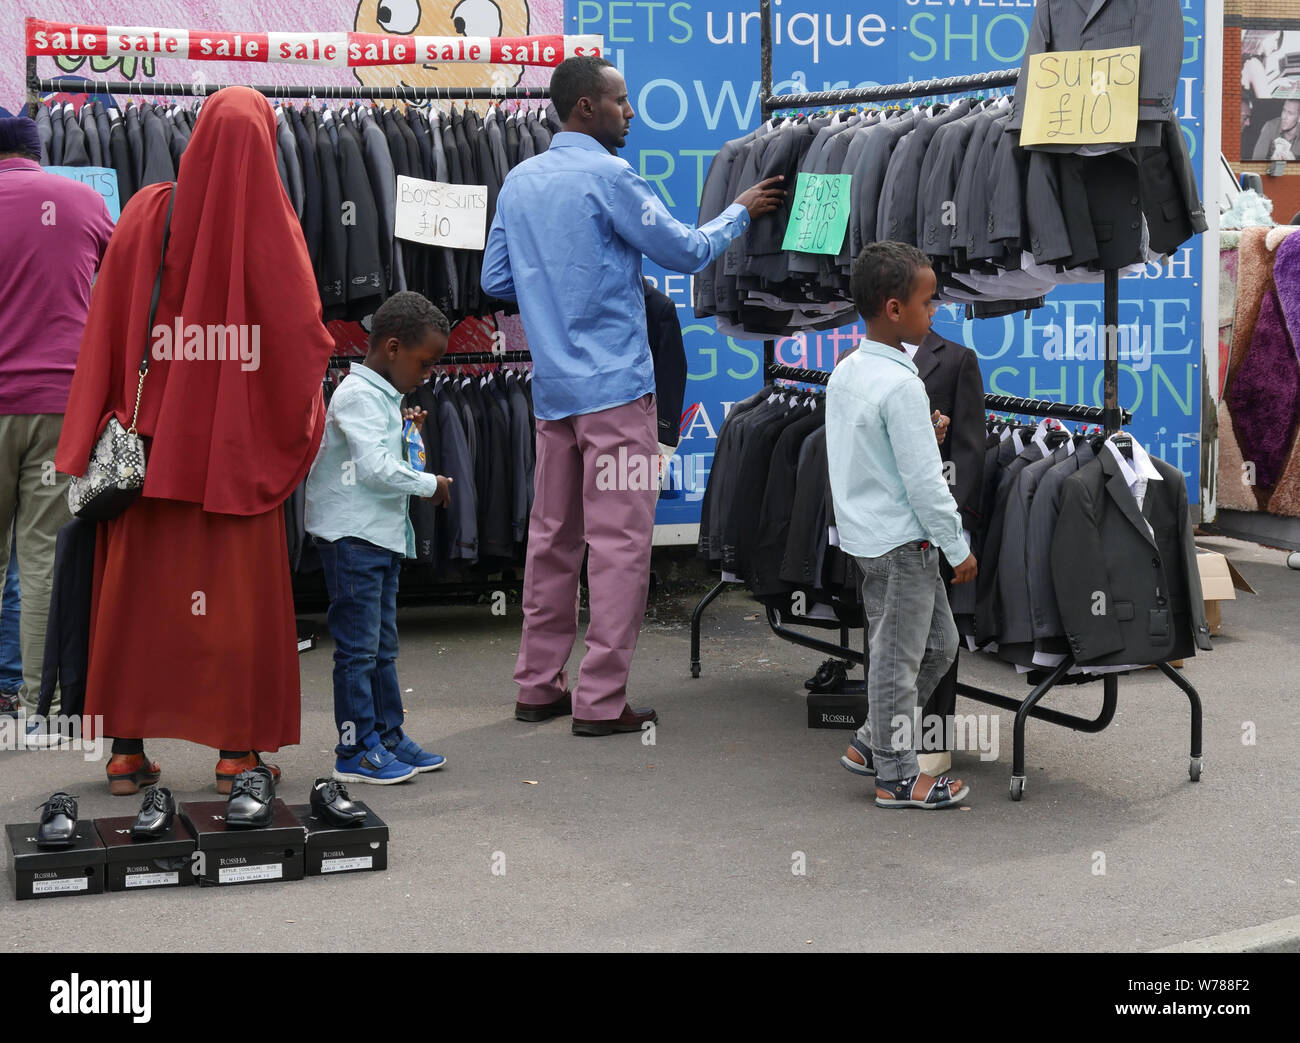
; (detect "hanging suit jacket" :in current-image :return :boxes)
[1051,449,1212,666]
[79,104,103,167]
[48,102,64,164]
[124,104,143,187]
[60,105,90,166]
[644,279,687,448]
[1009,0,1185,143]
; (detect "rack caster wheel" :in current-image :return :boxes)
[1189,756,1202,782]
[690,664,700,679]
[1009,776,1026,802]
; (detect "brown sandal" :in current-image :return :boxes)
[106,753,162,796]
[215,751,282,794]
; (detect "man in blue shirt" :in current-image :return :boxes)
[826,242,978,808]
[482,56,783,735]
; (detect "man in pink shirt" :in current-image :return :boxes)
[0,115,113,725]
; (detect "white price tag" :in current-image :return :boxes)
[218,862,283,884]
[124,871,179,888]
[32,876,89,894]
[394,175,488,250]
[321,855,374,874]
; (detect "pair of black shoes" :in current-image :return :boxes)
[36,787,176,847]
[225,768,366,829]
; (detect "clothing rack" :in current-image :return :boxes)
[688,0,1204,801]
[27,17,569,610]
[27,69,550,104]
[328,351,533,370]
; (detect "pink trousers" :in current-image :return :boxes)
[514,394,658,720]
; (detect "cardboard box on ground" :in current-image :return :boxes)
[1196,548,1258,635]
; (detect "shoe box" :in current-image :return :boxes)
[5,821,106,900]
[290,803,389,876]
[807,692,868,730]
[179,799,306,887]
[93,815,197,892]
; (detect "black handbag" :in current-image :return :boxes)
[66,186,175,522]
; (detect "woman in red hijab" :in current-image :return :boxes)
[57,87,335,793]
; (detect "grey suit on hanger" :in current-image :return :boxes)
[48,102,64,164]
[60,106,90,166]
[877,100,971,247]
[1028,440,1095,642]
[34,104,52,164]
[79,104,102,166]
[1009,0,1185,145]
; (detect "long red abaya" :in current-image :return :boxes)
[57,88,334,749]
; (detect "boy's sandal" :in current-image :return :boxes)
[875,774,969,809]
[840,737,876,777]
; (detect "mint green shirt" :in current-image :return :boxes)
[825,339,969,567]
[304,363,440,557]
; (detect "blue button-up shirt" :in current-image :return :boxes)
[481,131,750,421]
[304,363,440,557]
[825,340,969,567]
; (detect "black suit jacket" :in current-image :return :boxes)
[1051,449,1212,666]
[913,333,986,528]
[643,279,687,448]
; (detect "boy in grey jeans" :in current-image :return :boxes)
[825,242,978,809]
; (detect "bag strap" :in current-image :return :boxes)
[128,184,176,435]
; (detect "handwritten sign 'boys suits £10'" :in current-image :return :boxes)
[781,173,852,255]
[1020,46,1142,147]
[394,175,488,251]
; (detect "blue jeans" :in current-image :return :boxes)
[0,532,21,693]
[315,536,405,758]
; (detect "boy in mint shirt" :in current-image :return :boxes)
[826,243,978,809]
[306,292,453,784]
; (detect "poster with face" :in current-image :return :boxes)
[1241,28,1300,162]
[353,0,533,92]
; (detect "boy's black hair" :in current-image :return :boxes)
[850,241,931,320]
[368,291,450,350]
[551,55,616,121]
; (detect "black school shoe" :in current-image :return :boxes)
[131,786,175,841]
[225,765,275,829]
[805,659,849,693]
[309,778,367,828]
[36,792,79,848]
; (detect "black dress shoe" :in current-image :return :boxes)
[225,765,275,829]
[310,778,367,828]
[36,792,79,848]
[131,785,175,841]
[515,692,572,722]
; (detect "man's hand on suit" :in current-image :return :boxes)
[735,176,786,219]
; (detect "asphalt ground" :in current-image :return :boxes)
[2,535,1296,952]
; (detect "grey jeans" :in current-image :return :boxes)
[855,542,958,782]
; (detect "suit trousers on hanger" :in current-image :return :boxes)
[514,394,658,720]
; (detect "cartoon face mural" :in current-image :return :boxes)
[353,0,531,92]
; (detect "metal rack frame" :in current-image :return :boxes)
[689,0,1204,801]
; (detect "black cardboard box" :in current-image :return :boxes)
[807,693,868,730]
[179,799,305,887]
[290,803,389,876]
[6,821,105,900]
[94,814,197,891]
